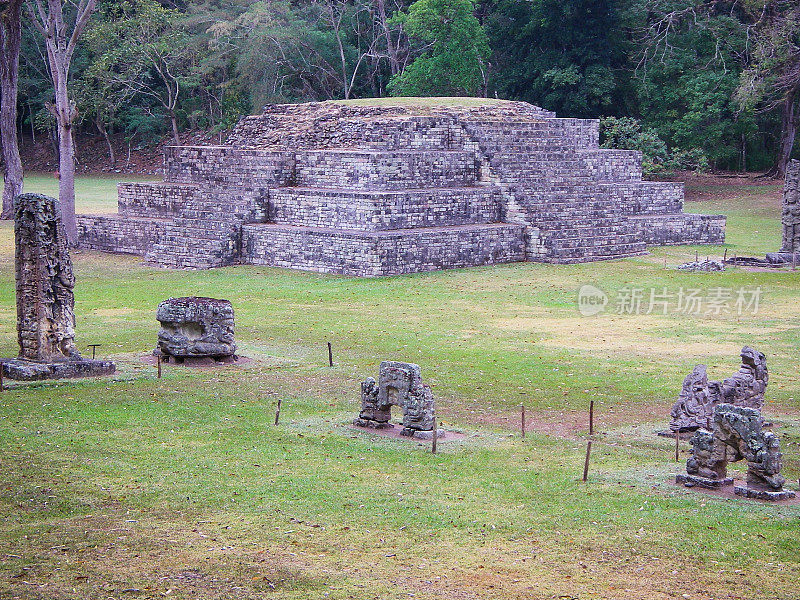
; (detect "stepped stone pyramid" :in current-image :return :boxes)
[77,99,725,276]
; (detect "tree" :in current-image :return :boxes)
[88,0,196,146]
[632,0,756,170]
[389,0,490,97]
[26,0,98,244]
[486,0,627,117]
[0,0,23,219]
[735,0,800,177]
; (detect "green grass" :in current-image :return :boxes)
[330,96,507,108]
[1,172,158,215]
[1,177,799,599]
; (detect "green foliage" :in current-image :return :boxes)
[486,0,627,117]
[388,0,490,97]
[600,116,708,176]
[12,0,793,170]
[629,1,763,170]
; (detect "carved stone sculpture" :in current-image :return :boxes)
[766,159,800,263]
[156,297,236,362]
[354,361,441,439]
[15,192,78,361]
[669,346,767,432]
[1,193,115,380]
[677,404,795,500]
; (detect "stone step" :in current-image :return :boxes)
[164,146,294,187]
[242,222,527,277]
[294,149,479,190]
[77,214,169,257]
[268,186,502,231]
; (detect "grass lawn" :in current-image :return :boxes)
[1,175,799,599]
[330,96,507,108]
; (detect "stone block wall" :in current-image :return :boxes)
[165,146,294,189]
[118,182,198,218]
[628,213,727,245]
[293,150,478,190]
[243,223,526,277]
[77,215,168,256]
[593,150,643,181]
[603,181,684,215]
[77,100,726,275]
[269,187,501,231]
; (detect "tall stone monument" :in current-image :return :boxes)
[1,193,115,380]
[767,159,800,264]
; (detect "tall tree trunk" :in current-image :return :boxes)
[28,0,98,245]
[376,0,399,76]
[774,92,798,179]
[169,110,180,145]
[95,115,115,166]
[56,106,77,244]
[0,0,23,220]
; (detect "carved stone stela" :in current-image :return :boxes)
[354,361,441,439]
[2,193,115,380]
[766,159,800,264]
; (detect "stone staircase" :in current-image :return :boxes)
[76,100,725,276]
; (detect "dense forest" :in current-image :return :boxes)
[10,0,800,175]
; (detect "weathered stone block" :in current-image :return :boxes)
[156,297,236,361]
[680,404,794,500]
[670,346,767,432]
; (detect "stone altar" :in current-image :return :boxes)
[1,193,115,381]
[155,297,236,363]
[677,404,794,500]
[669,346,767,433]
[354,361,441,439]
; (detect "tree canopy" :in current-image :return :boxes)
[8,0,798,173]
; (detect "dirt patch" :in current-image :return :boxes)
[346,423,467,442]
[139,354,254,368]
[668,478,800,505]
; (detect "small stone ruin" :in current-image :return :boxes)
[354,361,441,439]
[677,404,795,500]
[155,297,236,364]
[1,193,115,380]
[670,346,767,433]
[766,159,800,264]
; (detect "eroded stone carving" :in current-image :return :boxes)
[354,361,441,439]
[766,159,800,263]
[1,193,115,380]
[669,346,767,432]
[156,297,236,363]
[677,404,794,500]
[15,192,78,361]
